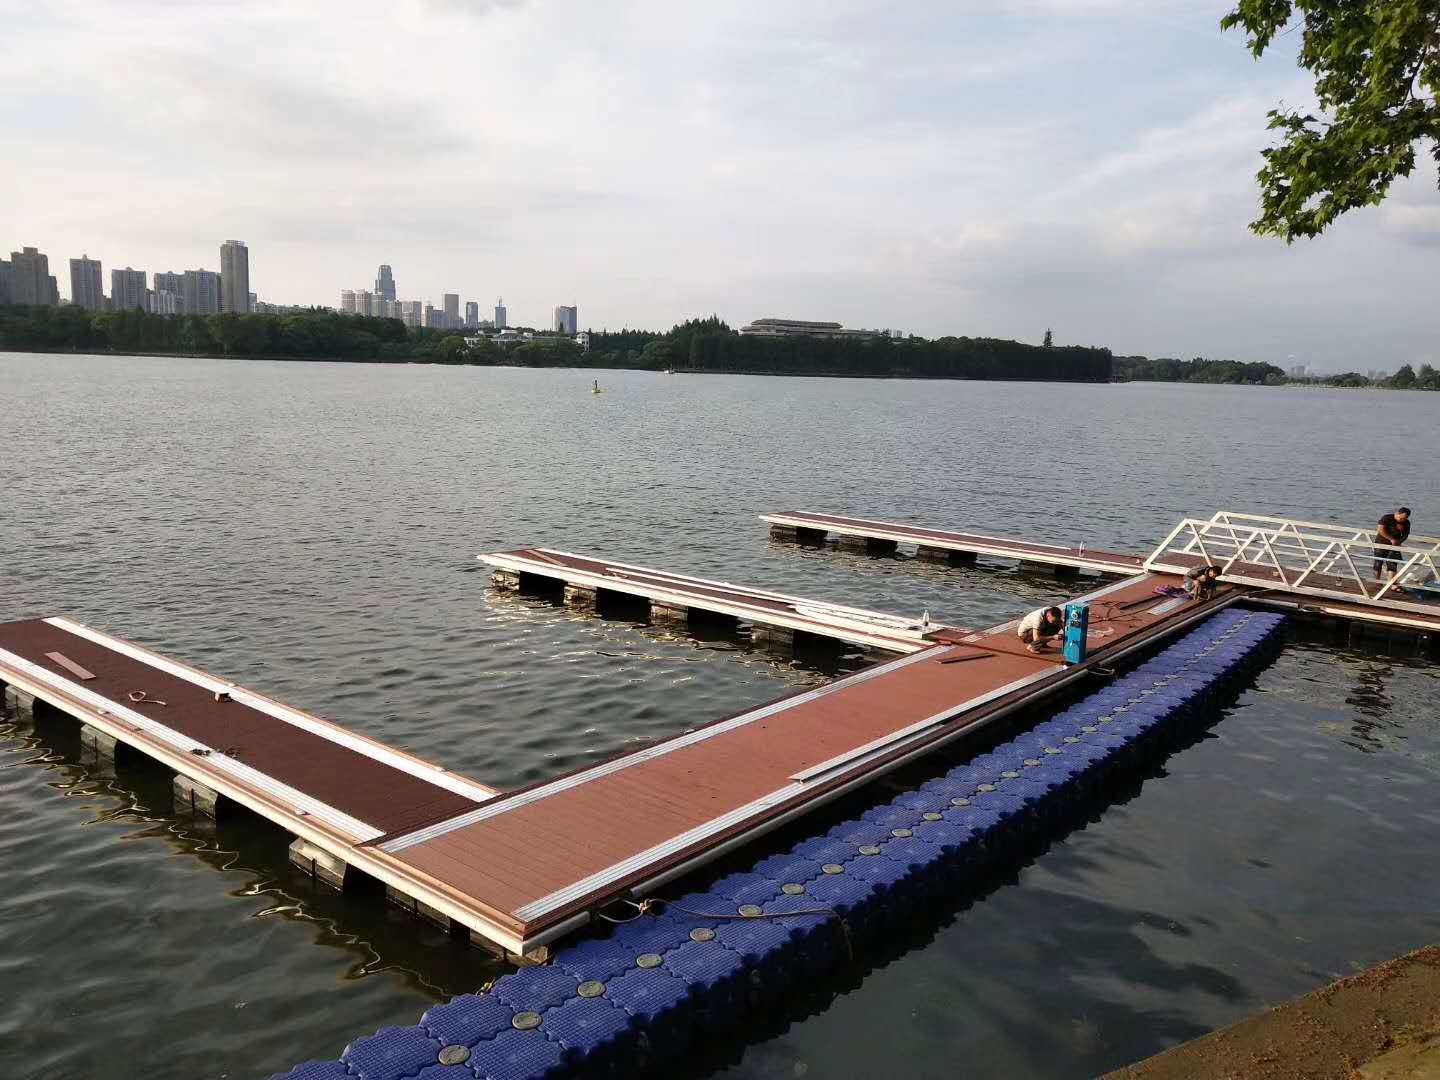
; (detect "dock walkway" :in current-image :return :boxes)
[762,510,1144,576]
[479,546,953,654]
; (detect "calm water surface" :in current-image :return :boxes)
[0,353,1437,1079]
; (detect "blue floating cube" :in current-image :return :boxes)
[342,1026,441,1080]
[467,1027,568,1080]
[554,934,636,983]
[490,966,582,1014]
[420,993,515,1048]
[540,996,632,1066]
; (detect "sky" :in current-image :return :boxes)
[2,0,1436,371]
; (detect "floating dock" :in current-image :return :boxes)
[274,607,1288,1080]
[479,546,956,655]
[762,510,1145,576]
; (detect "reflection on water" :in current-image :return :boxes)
[1,353,1438,1079]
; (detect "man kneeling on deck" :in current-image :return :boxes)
[1017,606,1065,653]
[1184,564,1222,602]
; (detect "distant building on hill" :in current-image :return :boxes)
[11,247,60,306]
[70,255,104,310]
[219,241,250,313]
[553,305,578,335]
[494,297,507,330]
[182,269,222,315]
[739,317,886,340]
[375,264,396,303]
[111,267,148,312]
[465,300,479,327]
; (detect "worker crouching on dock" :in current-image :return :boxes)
[1017,606,1065,653]
[1184,565,1222,602]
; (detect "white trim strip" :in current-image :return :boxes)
[380,645,942,853]
[0,646,382,841]
[788,669,1054,782]
[44,618,494,803]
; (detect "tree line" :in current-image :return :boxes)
[589,318,1114,382]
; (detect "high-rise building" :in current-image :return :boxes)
[70,255,104,310]
[465,301,479,327]
[151,290,180,315]
[340,289,357,314]
[494,297,507,329]
[443,293,459,325]
[219,240,250,313]
[111,267,148,312]
[355,289,374,317]
[553,305,578,335]
[182,269,222,315]
[248,291,257,310]
[0,258,11,305]
[9,248,57,305]
[401,300,422,328]
[376,264,396,303]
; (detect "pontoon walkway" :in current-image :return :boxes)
[479,547,955,654]
[762,510,1144,576]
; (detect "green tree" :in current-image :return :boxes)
[1393,362,1418,387]
[1222,0,1440,240]
[1043,328,1053,347]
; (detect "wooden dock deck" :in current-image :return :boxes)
[378,570,1233,951]
[0,574,1236,958]
[762,510,1145,576]
[478,547,956,655]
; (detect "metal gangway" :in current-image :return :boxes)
[1144,512,1440,616]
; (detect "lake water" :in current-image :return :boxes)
[1,352,1437,1080]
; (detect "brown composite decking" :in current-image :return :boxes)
[761,510,1145,575]
[0,618,497,840]
[379,572,1233,946]
[479,547,949,653]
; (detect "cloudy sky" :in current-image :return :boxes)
[3,0,1436,370]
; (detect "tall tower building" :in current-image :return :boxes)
[111,267,148,312]
[355,289,374,317]
[182,269,222,315]
[10,249,57,305]
[70,255,104,310]
[553,305,578,335]
[443,293,459,327]
[0,258,12,305]
[219,240,250,313]
[465,301,479,328]
[340,289,357,314]
[376,264,396,303]
[494,297,507,330]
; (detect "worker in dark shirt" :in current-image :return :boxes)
[1373,507,1412,580]
[1183,564,1221,601]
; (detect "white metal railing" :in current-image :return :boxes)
[1144,513,1440,615]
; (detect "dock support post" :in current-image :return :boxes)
[288,837,349,891]
[649,601,690,630]
[4,684,36,722]
[174,775,225,819]
[563,584,598,614]
[837,535,871,554]
[491,569,522,591]
[468,930,551,966]
[917,546,976,566]
[769,524,799,543]
[79,723,119,759]
[386,885,455,931]
[751,623,795,658]
[1053,564,1079,578]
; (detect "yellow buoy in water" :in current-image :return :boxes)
[591,379,603,394]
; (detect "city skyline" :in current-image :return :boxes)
[4,2,1438,371]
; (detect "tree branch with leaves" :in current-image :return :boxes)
[1222,0,1440,240]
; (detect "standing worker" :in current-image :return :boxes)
[1183,564,1222,602]
[1373,507,1412,581]
[1016,606,1065,653]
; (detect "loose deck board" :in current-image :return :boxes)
[762,510,1145,576]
